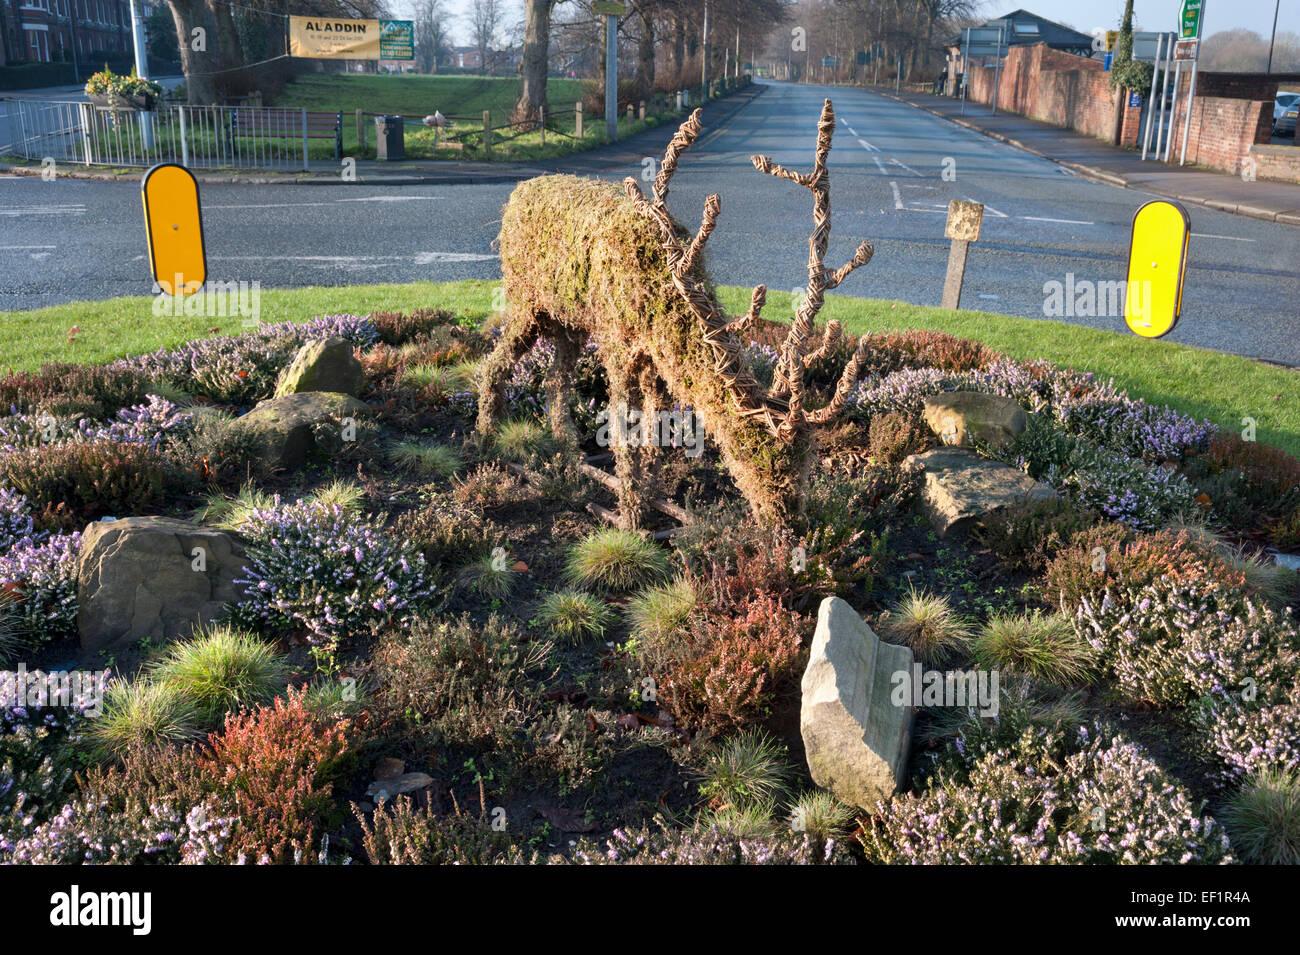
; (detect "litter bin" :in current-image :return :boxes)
[375,115,405,161]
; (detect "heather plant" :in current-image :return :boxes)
[232,498,435,650]
[0,439,184,526]
[391,495,500,572]
[0,684,91,847]
[877,586,973,665]
[564,529,673,593]
[534,589,613,642]
[863,723,1234,864]
[1074,582,1300,707]
[866,411,930,466]
[88,680,203,758]
[566,821,852,865]
[0,487,35,556]
[452,462,528,509]
[200,688,356,865]
[368,307,456,346]
[1193,682,1300,787]
[149,625,293,728]
[973,611,1094,686]
[356,795,528,864]
[1218,770,1300,865]
[974,495,1101,572]
[0,531,80,647]
[369,614,553,750]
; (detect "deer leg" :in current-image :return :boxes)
[476,308,541,441]
[539,321,583,451]
[607,357,650,531]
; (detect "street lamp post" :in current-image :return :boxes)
[1266,0,1280,73]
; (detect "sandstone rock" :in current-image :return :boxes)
[366,772,434,801]
[923,391,1027,450]
[77,517,249,653]
[229,391,369,469]
[801,596,914,811]
[274,338,367,398]
[904,446,1055,537]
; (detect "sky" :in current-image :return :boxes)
[390,1,1298,50]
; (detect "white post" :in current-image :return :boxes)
[1164,61,1182,162]
[1155,35,1173,160]
[990,24,1003,115]
[178,106,189,167]
[960,31,969,115]
[128,0,154,150]
[605,13,618,142]
[1142,34,1164,160]
[701,0,709,90]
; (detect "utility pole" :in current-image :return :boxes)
[701,0,709,90]
[1267,0,1280,73]
[129,0,154,149]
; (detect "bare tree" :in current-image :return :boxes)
[514,0,565,124]
[467,0,503,75]
[414,0,450,73]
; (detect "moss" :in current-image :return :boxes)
[483,174,818,528]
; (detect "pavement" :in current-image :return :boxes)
[878,88,1300,226]
[3,80,1297,367]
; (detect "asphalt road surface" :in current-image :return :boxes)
[3,80,1298,365]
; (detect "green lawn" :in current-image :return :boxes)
[4,280,1297,456]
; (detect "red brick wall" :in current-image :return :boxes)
[965,43,1123,142]
[1167,72,1273,175]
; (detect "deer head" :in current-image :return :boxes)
[622,99,876,450]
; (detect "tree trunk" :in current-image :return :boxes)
[513,0,553,125]
[168,0,219,105]
[672,17,685,81]
[636,11,655,92]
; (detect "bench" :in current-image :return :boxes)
[229,109,342,160]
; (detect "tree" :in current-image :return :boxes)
[514,0,563,124]
[167,0,220,104]
[1108,0,1153,96]
[467,0,503,75]
[414,0,450,73]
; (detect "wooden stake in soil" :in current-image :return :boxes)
[941,199,983,311]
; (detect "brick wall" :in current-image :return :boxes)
[1248,144,1300,184]
[965,43,1124,142]
[1167,71,1274,175]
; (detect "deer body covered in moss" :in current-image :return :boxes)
[477,100,875,529]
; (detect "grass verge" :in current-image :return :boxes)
[3,280,1296,456]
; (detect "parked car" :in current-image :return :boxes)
[1274,92,1300,136]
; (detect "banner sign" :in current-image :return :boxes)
[289,17,414,60]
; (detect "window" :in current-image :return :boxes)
[1012,22,1040,36]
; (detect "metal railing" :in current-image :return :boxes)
[0,99,317,171]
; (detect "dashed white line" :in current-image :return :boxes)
[889,181,904,210]
[1191,232,1255,242]
[857,137,879,152]
[1022,215,1095,225]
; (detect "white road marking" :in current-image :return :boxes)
[857,137,879,152]
[889,181,903,210]
[207,251,497,268]
[208,197,442,210]
[0,204,85,216]
[336,196,442,203]
[1022,216,1095,225]
[413,251,498,263]
[1191,232,1255,242]
[0,245,55,250]
[873,155,889,174]
[978,293,1000,300]
[968,198,1008,218]
[888,157,923,177]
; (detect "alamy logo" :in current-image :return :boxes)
[1042,274,1150,319]
[49,885,151,935]
[890,665,1000,717]
[594,403,704,458]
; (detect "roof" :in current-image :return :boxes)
[946,9,1096,55]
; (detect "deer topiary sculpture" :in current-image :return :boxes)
[477,98,875,529]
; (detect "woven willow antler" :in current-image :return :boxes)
[751,98,874,436]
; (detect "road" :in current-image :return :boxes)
[2,80,1298,365]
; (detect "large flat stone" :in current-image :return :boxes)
[274,337,367,398]
[76,517,249,653]
[923,391,1027,450]
[801,596,914,811]
[904,446,1055,537]
[230,391,370,469]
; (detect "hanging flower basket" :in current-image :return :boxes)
[85,66,161,111]
[89,91,156,111]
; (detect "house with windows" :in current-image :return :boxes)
[1,0,133,67]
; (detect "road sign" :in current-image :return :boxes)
[822,56,839,68]
[1180,0,1202,39]
[1128,91,1143,107]
[1105,30,1119,52]
[1125,200,1190,338]
[1132,32,1168,63]
[591,2,625,14]
[1173,38,1199,61]
[141,163,206,296]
